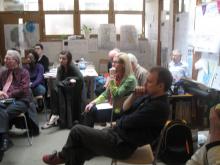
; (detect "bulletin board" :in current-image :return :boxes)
[194,2,220,53]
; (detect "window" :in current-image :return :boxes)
[114,0,143,11]
[115,14,142,34]
[43,0,74,11]
[2,0,38,11]
[81,14,108,34]
[42,0,74,37]
[40,0,144,40]
[45,14,74,35]
[79,0,109,10]
[114,0,143,34]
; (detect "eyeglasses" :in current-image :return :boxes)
[112,60,121,64]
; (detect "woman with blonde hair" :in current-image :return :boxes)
[81,52,137,127]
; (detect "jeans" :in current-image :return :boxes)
[32,84,46,96]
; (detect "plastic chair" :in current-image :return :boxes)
[16,113,32,146]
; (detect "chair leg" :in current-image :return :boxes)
[22,114,32,146]
[36,95,49,121]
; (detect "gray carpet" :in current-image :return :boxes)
[1,113,165,165]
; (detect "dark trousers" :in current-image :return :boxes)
[50,85,82,128]
[61,125,136,165]
[50,87,59,115]
[81,106,122,127]
[0,100,28,133]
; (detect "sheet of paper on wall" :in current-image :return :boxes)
[98,24,116,49]
[120,25,138,50]
[4,23,40,50]
[88,38,98,52]
[194,2,220,53]
[96,102,113,110]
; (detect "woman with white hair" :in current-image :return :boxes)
[128,53,149,86]
[0,50,30,160]
[81,52,137,127]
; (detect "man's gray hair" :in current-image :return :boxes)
[172,49,182,56]
[6,50,21,64]
[128,53,138,67]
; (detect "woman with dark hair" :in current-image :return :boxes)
[23,49,46,97]
[42,51,83,129]
[23,49,46,111]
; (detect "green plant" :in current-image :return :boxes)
[81,25,92,35]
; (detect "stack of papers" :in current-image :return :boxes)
[96,103,113,110]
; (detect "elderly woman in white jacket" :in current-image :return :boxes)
[186,104,220,165]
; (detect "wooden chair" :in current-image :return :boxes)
[111,144,154,165]
[109,120,170,165]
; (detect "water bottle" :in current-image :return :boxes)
[178,86,185,95]
[79,58,86,70]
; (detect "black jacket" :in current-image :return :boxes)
[38,55,49,72]
[114,94,170,147]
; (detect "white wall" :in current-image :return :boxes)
[42,41,62,65]
[41,39,152,73]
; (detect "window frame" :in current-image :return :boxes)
[39,0,145,41]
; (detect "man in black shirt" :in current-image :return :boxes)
[42,66,173,165]
[34,43,49,73]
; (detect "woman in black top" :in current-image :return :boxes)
[42,51,83,129]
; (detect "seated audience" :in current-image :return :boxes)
[168,49,188,83]
[95,48,120,96]
[0,50,30,161]
[42,66,173,165]
[42,51,83,129]
[186,103,220,165]
[23,49,46,111]
[81,52,137,127]
[128,53,149,86]
[34,43,49,73]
